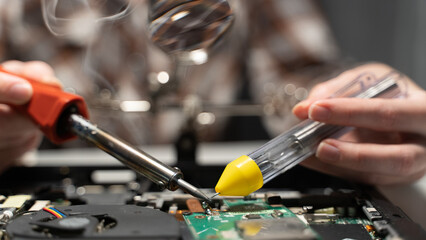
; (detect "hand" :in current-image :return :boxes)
[0,60,60,172]
[293,63,426,185]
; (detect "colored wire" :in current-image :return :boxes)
[42,207,66,219]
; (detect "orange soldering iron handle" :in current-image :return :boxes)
[0,66,89,144]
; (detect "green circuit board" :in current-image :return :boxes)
[183,199,376,240]
[184,199,317,240]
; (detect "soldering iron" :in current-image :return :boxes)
[1,66,211,203]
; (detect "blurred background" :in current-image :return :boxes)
[319,0,426,89]
[0,0,425,149]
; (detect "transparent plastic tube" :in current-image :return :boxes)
[215,72,407,196]
[251,71,406,183]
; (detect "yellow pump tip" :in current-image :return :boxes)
[215,155,263,196]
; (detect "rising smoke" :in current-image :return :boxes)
[40,0,154,145]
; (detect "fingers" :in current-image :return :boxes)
[315,139,426,177]
[293,63,394,119]
[2,60,60,86]
[292,80,341,119]
[0,60,55,172]
[0,132,41,174]
[0,106,41,153]
[0,61,61,105]
[292,63,426,185]
[0,71,33,104]
[307,96,426,134]
[0,104,42,172]
[0,105,38,136]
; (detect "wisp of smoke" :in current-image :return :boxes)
[41,0,135,93]
[41,0,133,42]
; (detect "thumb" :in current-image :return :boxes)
[0,72,32,105]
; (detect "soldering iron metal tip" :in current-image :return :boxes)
[211,192,220,199]
[176,179,212,204]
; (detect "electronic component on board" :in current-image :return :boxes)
[1,195,31,209]
[28,200,51,212]
[236,218,316,240]
[186,198,205,213]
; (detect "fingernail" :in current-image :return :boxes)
[10,82,32,103]
[316,142,340,162]
[293,101,311,118]
[294,101,306,109]
[309,104,330,121]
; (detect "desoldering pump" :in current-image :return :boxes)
[215,72,406,196]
